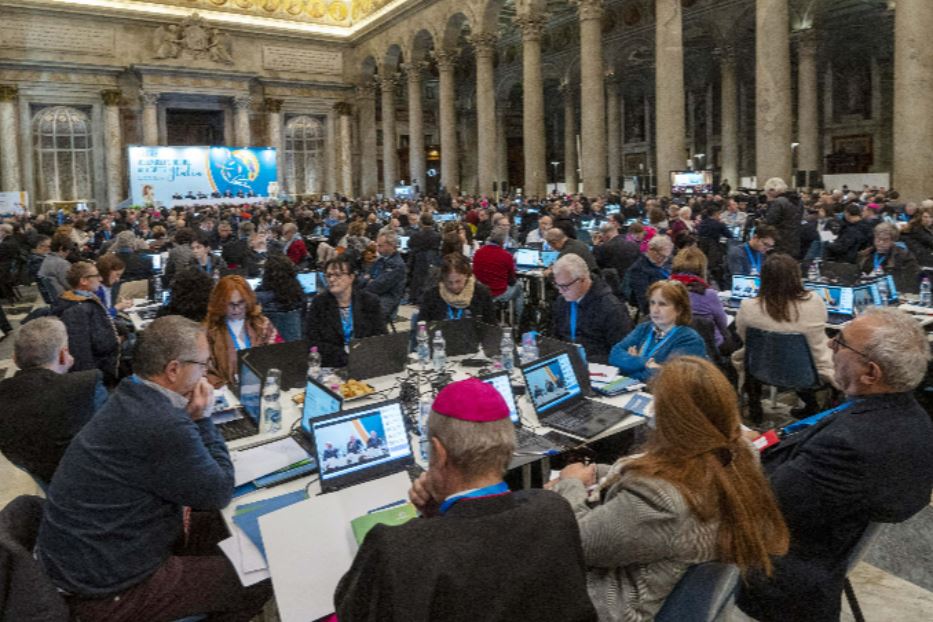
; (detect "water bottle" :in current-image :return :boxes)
[499,329,515,374]
[876,278,889,305]
[307,346,322,382]
[152,276,162,304]
[431,330,447,372]
[418,398,432,461]
[416,321,430,366]
[520,331,539,364]
[261,369,282,434]
[807,261,819,282]
[917,277,930,306]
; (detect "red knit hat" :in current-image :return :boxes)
[432,378,509,422]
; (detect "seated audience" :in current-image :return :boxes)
[27,234,51,283]
[594,221,640,280]
[671,247,731,351]
[731,253,837,421]
[525,214,552,245]
[900,204,933,266]
[0,317,106,485]
[857,222,920,292]
[545,227,598,273]
[335,378,597,621]
[281,222,308,265]
[419,253,497,324]
[95,254,131,317]
[624,234,673,315]
[609,280,706,381]
[553,357,789,622]
[473,229,524,322]
[51,261,120,385]
[38,233,75,298]
[222,221,260,276]
[359,231,407,321]
[669,205,696,246]
[551,254,632,363]
[190,232,216,275]
[738,308,933,622]
[156,267,213,322]
[726,224,776,277]
[824,203,873,264]
[36,316,272,621]
[307,256,386,368]
[254,254,305,342]
[163,227,196,286]
[204,275,280,388]
[110,230,154,282]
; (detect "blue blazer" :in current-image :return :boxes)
[608,321,707,381]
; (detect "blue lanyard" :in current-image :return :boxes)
[745,244,762,274]
[447,305,464,320]
[640,325,679,358]
[438,481,510,515]
[782,401,857,436]
[569,301,579,342]
[340,305,354,344]
[873,253,886,272]
[226,321,251,350]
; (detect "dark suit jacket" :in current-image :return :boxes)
[550,279,632,363]
[559,238,598,273]
[594,235,640,278]
[306,288,386,368]
[764,195,804,258]
[738,392,933,621]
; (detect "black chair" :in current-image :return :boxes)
[744,327,827,420]
[35,276,54,305]
[655,562,740,622]
[843,523,886,622]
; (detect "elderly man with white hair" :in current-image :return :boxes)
[762,177,803,258]
[738,308,933,622]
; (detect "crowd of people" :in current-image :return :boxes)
[1,178,932,621]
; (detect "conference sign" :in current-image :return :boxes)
[128,145,278,205]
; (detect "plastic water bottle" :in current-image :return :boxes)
[418,398,431,461]
[520,332,539,364]
[261,369,282,434]
[807,261,819,282]
[432,330,447,372]
[499,329,515,374]
[416,321,430,366]
[307,346,322,382]
[151,276,162,304]
[876,278,889,305]
[921,277,932,307]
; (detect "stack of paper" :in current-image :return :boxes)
[232,436,310,486]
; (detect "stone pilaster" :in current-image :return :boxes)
[516,14,547,197]
[401,63,426,194]
[140,91,159,146]
[101,90,123,210]
[0,85,22,193]
[325,107,338,195]
[265,98,284,188]
[795,29,820,176]
[233,94,252,147]
[716,48,739,191]
[575,0,607,195]
[561,82,577,192]
[435,51,459,194]
[334,102,353,196]
[496,106,509,191]
[357,84,378,197]
[655,0,686,196]
[606,79,621,191]
[756,0,792,185]
[380,77,399,197]
[471,33,498,196]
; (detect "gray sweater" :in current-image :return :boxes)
[553,469,718,622]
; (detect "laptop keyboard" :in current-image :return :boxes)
[515,426,554,451]
[218,417,259,442]
[542,410,589,435]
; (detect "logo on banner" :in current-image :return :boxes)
[212,148,261,190]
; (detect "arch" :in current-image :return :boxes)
[409,28,436,63]
[383,43,405,74]
[477,0,508,36]
[441,12,472,51]
[284,115,326,195]
[32,105,94,204]
[359,54,378,83]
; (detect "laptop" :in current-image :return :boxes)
[398,236,410,252]
[312,399,418,493]
[513,248,542,270]
[820,261,861,285]
[246,277,262,290]
[434,213,458,223]
[238,340,311,391]
[537,335,593,396]
[347,331,411,379]
[480,370,560,453]
[150,253,163,272]
[296,272,318,295]
[541,250,559,268]
[853,283,883,312]
[520,351,629,440]
[300,377,344,445]
[724,275,761,309]
[804,282,855,324]
[427,319,481,357]
[215,358,262,442]
[873,274,899,303]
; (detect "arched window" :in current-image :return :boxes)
[32,106,94,204]
[284,115,326,195]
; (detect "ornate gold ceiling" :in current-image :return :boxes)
[128,0,399,27]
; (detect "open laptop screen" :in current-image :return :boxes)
[541,250,559,268]
[296,272,318,295]
[805,283,855,315]
[480,371,520,426]
[245,277,262,291]
[521,352,582,415]
[301,378,343,433]
[313,401,412,485]
[238,360,262,423]
[513,248,540,268]
[731,275,761,299]
[853,283,883,310]
[398,236,410,252]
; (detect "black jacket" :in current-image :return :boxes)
[113,250,154,283]
[221,239,262,277]
[594,235,640,279]
[738,392,933,621]
[824,219,874,264]
[764,195,803,258]
[902,226,933,266]
[407,228,442,305]
[419,280,497,325]
[550,279,632,363]
[623,254,670,314]
[51,292,120,384]
[0,368,104,484]
[306,288,386,368]
[559,238,598,273]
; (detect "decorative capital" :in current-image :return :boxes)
[101,89,123,107]
[400,61,428,82]
[264,98,283,113]
[571,0,604,21]
[433,50,458,72]
[233,94,252,110]
[469,33,498,59]
[0,84,19,102]
[379,76,397,91]
[139,90,160,107]
[334,101,353,116]
[356,83,376,100]
[514,15,547,41]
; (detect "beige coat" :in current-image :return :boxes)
[731,293,837,388]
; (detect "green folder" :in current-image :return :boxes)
[351,503,418,545]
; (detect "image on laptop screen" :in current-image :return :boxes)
[731,275,761,299]
[398,236,410,252]
[312,401,412,484]
[513,248,540,268]
[805,283,854,315]
[541,250,559,268]
[296,272,318,295]
[246,277,262,291]
[521,352,582,414]
[480,371,520,426]
[301,378,343,433]
[853,284,883,310]
[150,253,162,272]
[238,361,262,424]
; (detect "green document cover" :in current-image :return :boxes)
[351,503,418,545]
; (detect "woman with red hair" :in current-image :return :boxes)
[204,275,280,388]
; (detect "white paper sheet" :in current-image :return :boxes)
[218,536,271,587]
[588,362,619,384]
[232,436,310,486]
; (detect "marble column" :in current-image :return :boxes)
[561,83,577,192]
[334,102,353,196]
[101,90,123,210]
[357,84,378,197]
[516,15,547,197]
[893,0,933,201]
[606,80,621,191]
[655,0,686,196]
[435,51,459,194]
[471,33,498,196]
[264,98,284,189]
[0,85,22,193]
[233,95,252,147]
[380,77,398,197]
[717,49,739,190]
[496,106,509,191]
[756,0,792,184]
[576,0,607,195]
[402,63,426,194]
[140,91,159,146]
[796,29,820,177]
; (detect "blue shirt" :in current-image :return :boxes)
[608,322,708,381]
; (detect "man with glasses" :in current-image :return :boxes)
[726,223,777,278]
[550,254,631,363]
[37,316,272,621]
[545,227,597,274]
[738,308,933,622]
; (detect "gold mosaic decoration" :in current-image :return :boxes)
[135,0,397,26]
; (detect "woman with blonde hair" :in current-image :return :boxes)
[553,357,789,622]
[204,275,280,388]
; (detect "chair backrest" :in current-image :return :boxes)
[265,308,303,343]
[846,522,886,573]
[35,276,54,304]
[744,327,820,389]
[655,562,740,622]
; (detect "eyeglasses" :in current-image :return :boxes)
[552,277,582,291]
[325,272,350,281]
[179,359,210,369]
[829,331,872,362]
